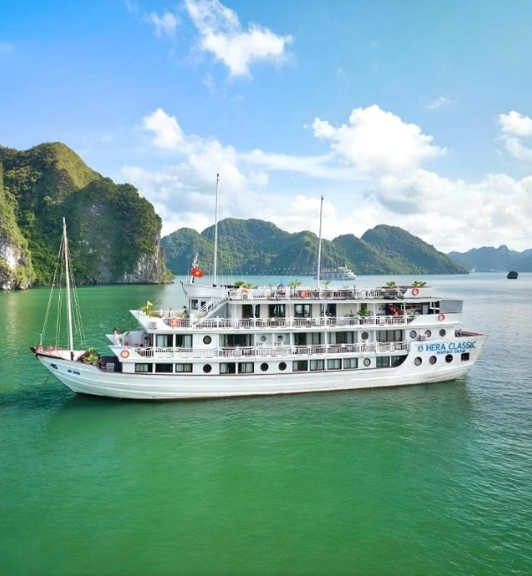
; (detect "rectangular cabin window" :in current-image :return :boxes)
[220,363,236,374]
[321,303,336,317]
[294,303,312,318]
[293,360,308,372]
[377,330,402,343]
[461,353,470,362]
[294,332,322,346]
[175,335,192,348]
[310,360,324,371]
[238,362,254,374]
[156,334,172,348]
[175,363,193,373]
[327,359,341,370]
[269,304,286,318]
[335,331,354,344]
[222,334,250,347]
[242,304,254,319]
[135,363,153,373]
[343,358,358,369]
[391,356,404,367]
[155,364,173,373]
[376,357,391,368]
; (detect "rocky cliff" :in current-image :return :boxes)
[0,143,171,289]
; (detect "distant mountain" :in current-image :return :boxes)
[161,219,468,276]
[0,142,171,288]
[448,245,532,272]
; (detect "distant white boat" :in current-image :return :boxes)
[314,265,356,281]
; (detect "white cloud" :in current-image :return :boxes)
[146,12,179,38]
[312,105,446,174]
[499,110,532,136]
[123,105,532,251]
[428,96,452,110]
[184,0,292,76]
[499,110,532,162]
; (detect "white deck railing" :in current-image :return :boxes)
[128,341,408,360]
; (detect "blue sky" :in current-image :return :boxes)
[2,0,532,252]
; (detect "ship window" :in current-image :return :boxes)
[295,303,312,318]
[439,329,446,337]
[361,332,369,340]
[155,363,173,373]
[238,362,254,374]
[377,330,402,343]
[410,330,417,339]
[461,353,470,362]
[191,299,199,310]
[279,362,287,371]
[203,336,212,345]
[175,363,192,373]
[269,304,286,318]
[344,358,358,369]
[260,363,269,372]
[156,334,172,347]
[445,355,453,363]
[327,359,341,370]
[429,356,437,365]
[242,304,254,319]
[391,356,405,367]
[175,335,192,348]
[310,360,324,371]
[376,357,390,368]
[414,357,422,366]
[222,334,250,347]
[336,331,354,344]
[220,363,236,374]
[363,358,371,367]
[293,360,308,372]
[424,330,432,338]
[135,363,152,373]
[203,364,212,373]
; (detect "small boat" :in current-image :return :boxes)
[507,271,518,279]
[314,266,356,281]
[31,203,488,401]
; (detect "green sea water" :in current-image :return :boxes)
[1,274,531,575]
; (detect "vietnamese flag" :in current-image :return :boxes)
[191,267,204,278]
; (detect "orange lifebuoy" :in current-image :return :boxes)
[299,290,308,298]
[169,317,180,327]
[412,288,420,296]
[438,314,445,321]
[120,349,130,359]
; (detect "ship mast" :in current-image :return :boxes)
[62,218,74,351]
[316,195,324,290]
[213,173,219,287]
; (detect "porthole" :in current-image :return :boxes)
[424,330,432,338]
[277,335,284,342]
[410,330,417,339]
[260,335,267,342]
[260,363,269,372]
[361,332,369,340]
[445,354,453,363]
[203,364,212,373]
[363,358,371,367]
[439,329,446,337]
[279,362,287,371]
[203,335,212,345]
[429,356,437,365]
[414,357,422,366]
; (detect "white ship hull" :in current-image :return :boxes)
[36,334,486,400]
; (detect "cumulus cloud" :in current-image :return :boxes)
[312,105,446,174]
[146,12,179,38]
[184,0,292,76]
[499,110,532,162]
[499,110,532,136]
[123,105,532,251]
